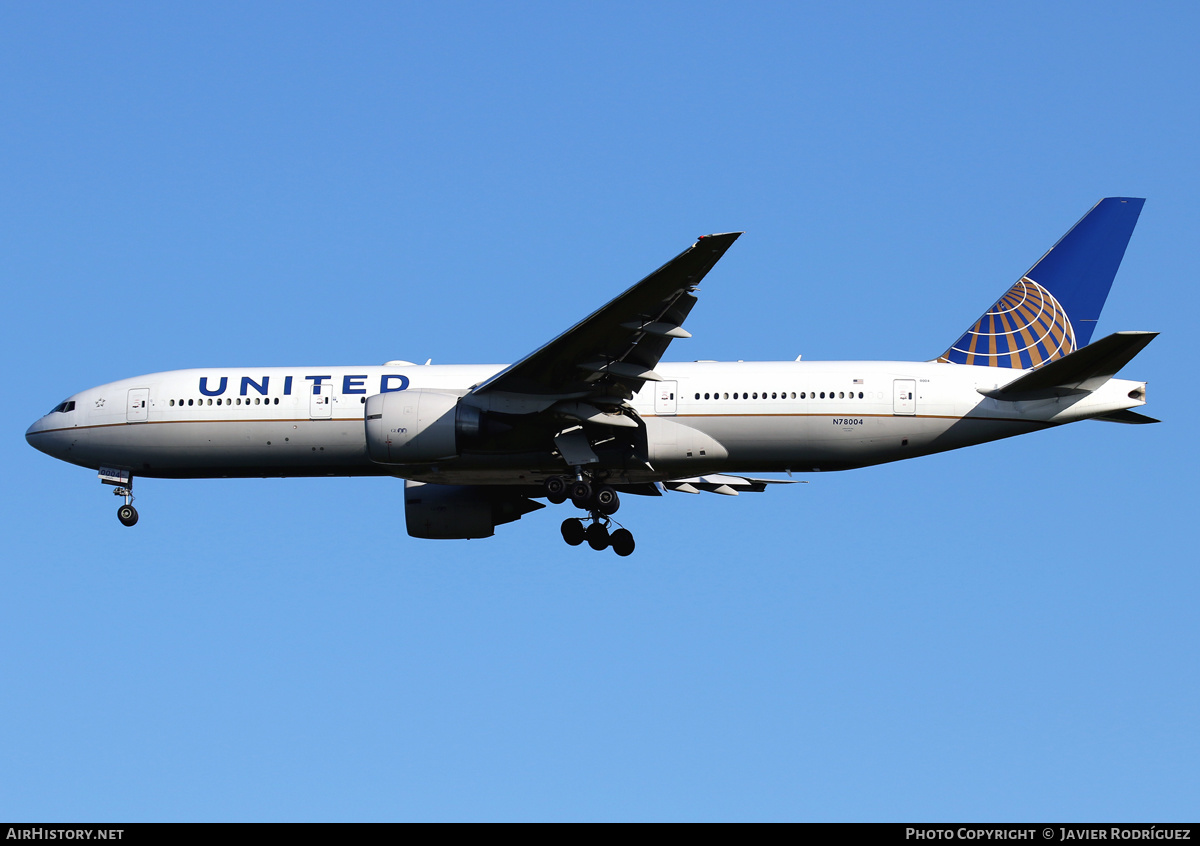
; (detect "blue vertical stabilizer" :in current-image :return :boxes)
[939,198,1144,368]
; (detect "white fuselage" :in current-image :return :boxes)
[25,359,1147,484]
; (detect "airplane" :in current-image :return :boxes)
[26,198,1156,556]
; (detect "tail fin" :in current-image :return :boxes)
[938,197,1145,368]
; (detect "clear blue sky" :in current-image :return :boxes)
[3,1,1198,821]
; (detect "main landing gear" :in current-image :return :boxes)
[544,474,634,556]
[114,486,138,527]
[560,516,635,556]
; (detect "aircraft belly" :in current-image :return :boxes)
[68,419,374,475]
[683,412,924,466]
[681,411,1033,471]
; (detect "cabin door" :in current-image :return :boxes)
[892,379,916,415]
[654,381,678,416]
[126,388,149,423]
[310,383,332,419]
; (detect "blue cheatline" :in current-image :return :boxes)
[939,197,1145,368]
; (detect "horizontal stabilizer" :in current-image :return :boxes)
[663,474,802,495]
[981,331,1157,400]
[1093,409,1160,424]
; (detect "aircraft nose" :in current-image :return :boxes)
[26,416,55,456]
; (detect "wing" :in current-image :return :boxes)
[468,232,742,406]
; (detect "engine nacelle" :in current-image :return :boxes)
[404,480,544,539]
[365,390,482,464]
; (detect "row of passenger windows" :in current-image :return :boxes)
[170,397,280,406]
[692,390,867,400]
[166,396,370,407]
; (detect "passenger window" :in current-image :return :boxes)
[859,392,863,399]
[694,393,700,400]
[188,399,194,406]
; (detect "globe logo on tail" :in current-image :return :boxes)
[938,277,1076,369]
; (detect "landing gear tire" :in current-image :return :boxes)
[585,522,610,551]
[594,486,620,515]
[609,528,635,557]
[570,481,593,508]
[117,504,139,527]
[545,476,568,505]
[561,518,585,546]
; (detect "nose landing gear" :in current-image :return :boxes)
[114,487,138,527]
[99,468,139,527]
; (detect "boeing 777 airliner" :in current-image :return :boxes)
[26,198,1156,556]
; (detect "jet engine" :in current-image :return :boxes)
[365,391,482,464]
[404,480,544,539]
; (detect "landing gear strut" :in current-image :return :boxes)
[547,468,638,554]
[547,473,635,556]
[113,487,138,527]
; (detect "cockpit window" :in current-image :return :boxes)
[49,401,76,414]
